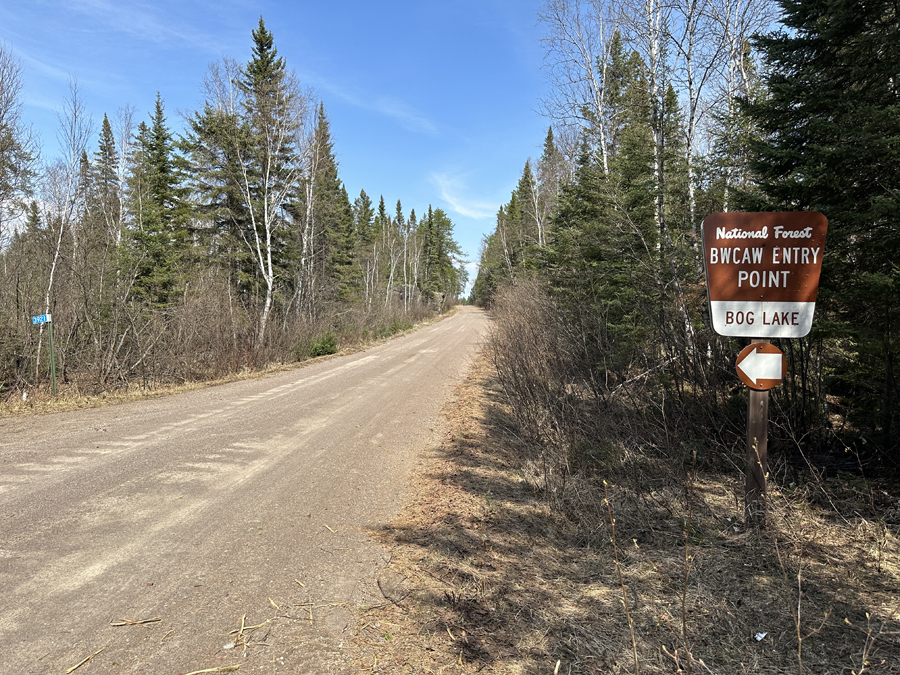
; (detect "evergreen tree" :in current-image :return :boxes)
[184,17,306,343]
[295,103,354,304]
[742,0,900,447]
[129,95,187,306]
[421,206,463,306]
[93,115,119,214]
[374,196,389,236]
[514,160,539,255]
[352,189,374,246]
[609,50,656,237]
[351,189,377,307]
[328,184,356,301]
[90,114,124,252]
[544,147,655,381]
[394,200,406,236]
[534,126,568,246]
[470,231,503,306]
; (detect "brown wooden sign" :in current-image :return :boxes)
[702,212,828,338]
[736,342,785,390]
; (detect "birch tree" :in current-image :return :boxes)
[669,0,723,235]
[708,0,777,211]
[185,18,310,346]
[539,0,620,175]
[37,81,91,378]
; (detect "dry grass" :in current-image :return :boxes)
[0,310,452,419]
[349,353,900,674]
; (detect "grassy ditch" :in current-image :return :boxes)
[351,354,900,674]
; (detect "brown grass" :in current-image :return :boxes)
[349,353,900,674]
[0,310,452,419]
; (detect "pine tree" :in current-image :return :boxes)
[545,147,655,381]
[90,114,124,251]
[93,115,119,212]
[374,196,389,237]
[129,95,187,306]
[513,160,539,258]
[421,206,463,307]
[243,16,285,94]
[352,189,374,246]
[351,189,377,308]
[534,127,568,246]
[184,17,307,343]
[328,184,356,301]
[296,103,354,304]
[742,0,900,446]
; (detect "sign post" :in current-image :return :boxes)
[702,212,827,528]
[745,341,770,526]
[32,314,57,397]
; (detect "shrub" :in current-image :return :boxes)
[307,331,338,357]
[293,331,339,360]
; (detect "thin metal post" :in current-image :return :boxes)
[48,320,57,397]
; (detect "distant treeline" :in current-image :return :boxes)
[0,19,466,398]
[474,0,899,465]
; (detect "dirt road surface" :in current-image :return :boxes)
[0,307,489,674]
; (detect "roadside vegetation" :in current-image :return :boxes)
[0,20,467,410]
[372,0,899,671]
[352,352,898,673]
[473,0,898,469]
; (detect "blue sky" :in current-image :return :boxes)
[2,0,551,288]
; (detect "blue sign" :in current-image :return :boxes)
[32,314,51,325]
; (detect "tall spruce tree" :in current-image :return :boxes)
[352,189,375,246]
[421,206,463,306]
[185,17,307,344]
[545,145,655,381]
[93,115,119,220]
[743,0,900,448]
[91,114,124,255]
[308,104,354,301]
[129,95,186,306]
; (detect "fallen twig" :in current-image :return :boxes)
[183,667,240,675]
[110,617,161,626]
[66,647,105,674]
[229,619,270,635]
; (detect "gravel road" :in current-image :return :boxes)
[0,306,489,674]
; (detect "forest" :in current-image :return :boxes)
[0,19,466,400]
[1,1,898,669]
[473,0,899,471]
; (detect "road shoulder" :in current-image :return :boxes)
[348,351,576,673]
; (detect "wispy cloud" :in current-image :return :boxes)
[58,0,225,53]
[16,49,73,87]
[309,76,439,135]
[370,95,439,135]
[430,172,498,220]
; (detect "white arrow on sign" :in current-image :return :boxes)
[737,348,783,386]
